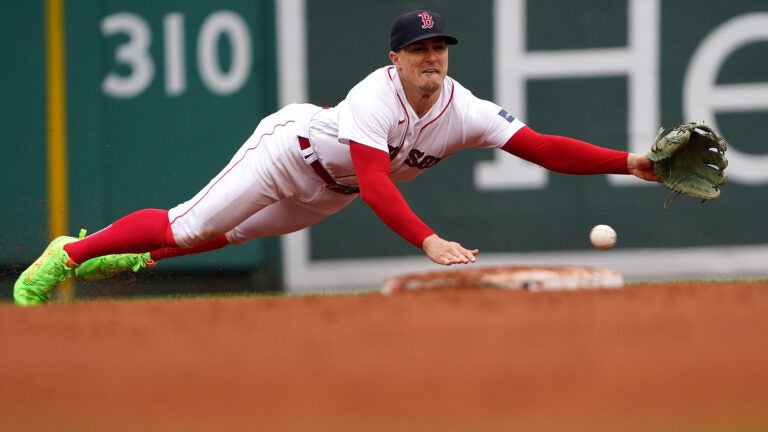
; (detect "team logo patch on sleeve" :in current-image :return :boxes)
[498,109,516,123]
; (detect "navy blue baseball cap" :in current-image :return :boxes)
[389,10,459,52]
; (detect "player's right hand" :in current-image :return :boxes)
[422,234,479,266]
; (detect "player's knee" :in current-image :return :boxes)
[225,230,249,245]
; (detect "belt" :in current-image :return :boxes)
[298,136,360,195]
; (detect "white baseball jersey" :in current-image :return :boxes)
[309,65,526,185]
[168,66,525,248]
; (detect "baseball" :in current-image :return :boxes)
[589,224,617,250]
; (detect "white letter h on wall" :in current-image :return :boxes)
[476,0,660,190]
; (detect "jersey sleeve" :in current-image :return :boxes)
[462,88,526,150]
[337,73,395,152]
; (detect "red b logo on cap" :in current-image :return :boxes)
[418,12,434,29]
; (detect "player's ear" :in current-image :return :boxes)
[389,51,399,67]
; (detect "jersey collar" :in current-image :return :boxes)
[387,66,455,126]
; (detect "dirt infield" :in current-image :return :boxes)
[2,280,767,432]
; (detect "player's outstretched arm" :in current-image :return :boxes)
[422,234,479,266]
[503,126,655,178]
[350,142,478,266]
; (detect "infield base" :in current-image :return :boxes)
[382,265,624,295]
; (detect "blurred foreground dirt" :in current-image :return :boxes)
[1,281,767,432]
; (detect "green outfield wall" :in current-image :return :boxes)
[1,1,278,278]
[2,0,767,294]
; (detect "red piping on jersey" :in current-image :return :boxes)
[388,67,410,150]
[386,65,397,82]
[394,95,409,149]
[417,79,454,139]
[386,66,456,146]
[169,120,295,225]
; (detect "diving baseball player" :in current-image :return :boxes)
[14,9,658,305]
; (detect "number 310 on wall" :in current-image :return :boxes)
[101,10,253,98]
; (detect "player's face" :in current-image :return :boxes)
[390,37,449,96]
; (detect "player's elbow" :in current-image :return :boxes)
[357,183,389,207]
[357,185,378,205]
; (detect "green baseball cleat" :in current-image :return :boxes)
[14,236,79,306]
[75,253,155,281]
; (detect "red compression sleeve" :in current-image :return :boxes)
[350,141,434,249]
[502,126,630,175]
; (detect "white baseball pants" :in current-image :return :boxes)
[168,104,357,248]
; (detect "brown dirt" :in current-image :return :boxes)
[1,280,767,432]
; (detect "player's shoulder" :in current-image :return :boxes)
[446,76,482,103]
[350,66,397,92]
[444,77,523,129]
[444,76,496,117]
[345,66,399,106]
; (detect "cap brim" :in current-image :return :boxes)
[394,34,458,51]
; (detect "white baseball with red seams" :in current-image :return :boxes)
[589,225,617,250]
[168,66,526,248]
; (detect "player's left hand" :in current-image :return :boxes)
[422,234,479,266]
[627,153,658,182]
